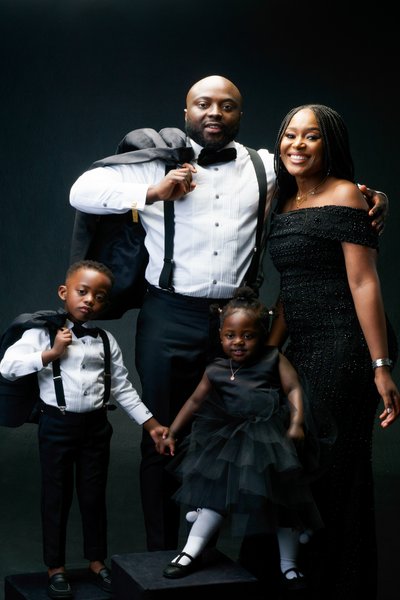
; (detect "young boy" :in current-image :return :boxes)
[0,260,168,599]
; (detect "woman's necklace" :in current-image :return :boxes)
[296,176,328,208]
[229,359,242,381]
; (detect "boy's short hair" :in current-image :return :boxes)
[66,260,115,286]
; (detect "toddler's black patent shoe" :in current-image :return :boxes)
[163,552,199,579]
[282,568,308,592]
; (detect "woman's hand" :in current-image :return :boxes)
[375,369,400,428]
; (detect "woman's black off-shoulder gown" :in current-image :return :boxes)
[268,205,397,599]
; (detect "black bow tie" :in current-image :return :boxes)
[72,322,98,338]
[197,147,237,167]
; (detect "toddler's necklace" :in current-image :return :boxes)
[229,360,242,381]
[296,176,328,208]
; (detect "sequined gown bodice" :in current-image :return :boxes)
[268,205,394,599]
[270,206,377,362]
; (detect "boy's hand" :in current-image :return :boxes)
[149,425,168,444]
[54,327,73,351]
[148,425,175,455]
[42,327,72,366]
[154,433,177,456]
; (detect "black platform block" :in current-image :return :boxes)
[111,549,260,600]
[4,569,111,600]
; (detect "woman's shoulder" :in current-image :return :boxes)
[328,179,369,210]
[273,202,378,248]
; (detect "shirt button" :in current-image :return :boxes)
[213,251,218,256]
[82,365,86,369]
[215,222,219,227]
[215,194,219,199]
[84,391,88,396]
[212,280,217,285]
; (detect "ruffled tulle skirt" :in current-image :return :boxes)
[168,392,324,535]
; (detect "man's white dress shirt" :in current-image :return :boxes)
[70,141,276,299]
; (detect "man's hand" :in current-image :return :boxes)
[358,184,389,234]
[146,163,196,204]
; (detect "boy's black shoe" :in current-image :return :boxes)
[47,573,73,599]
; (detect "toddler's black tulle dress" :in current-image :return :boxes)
[168,347,323,535]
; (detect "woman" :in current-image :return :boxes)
[267,104,399,599]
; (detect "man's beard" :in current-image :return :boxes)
[185,119,240,150]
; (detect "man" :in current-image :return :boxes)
[69,75,387,553]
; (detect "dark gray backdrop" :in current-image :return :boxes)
[0,1,398,599]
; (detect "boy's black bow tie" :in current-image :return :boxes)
[197,147,237,167]
[72,322,98,338]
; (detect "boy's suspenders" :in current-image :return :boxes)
[98,329,112,406]
[49,328,111,414]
